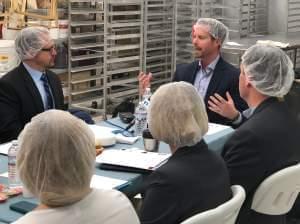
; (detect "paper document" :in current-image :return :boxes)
[206,123,231,136]
[90,175,128,190]
[0,142,12,155]
[96,148,171,171]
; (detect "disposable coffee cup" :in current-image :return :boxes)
[142,129,159,152]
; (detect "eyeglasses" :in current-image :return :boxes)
[41,45,56,52]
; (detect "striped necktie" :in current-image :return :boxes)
[40,73,54,110]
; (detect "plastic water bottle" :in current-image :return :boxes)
[8,140,21,188]
[142,87,152,110]
[135,101,148,136]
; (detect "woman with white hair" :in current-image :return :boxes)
[139,82,232,224]
[13,110,140,224]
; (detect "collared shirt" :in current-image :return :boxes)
[194,55,220,98]
[23,62,55,109]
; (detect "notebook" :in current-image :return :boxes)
[96,148,171,172]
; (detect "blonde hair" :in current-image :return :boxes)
[148,82,208,148]
[17,110,95,207]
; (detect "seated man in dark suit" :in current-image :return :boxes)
[218,44,300,224]
[139,81,232,224]
[139,18,248,125]
[0,27,93,143]
[0,27,65,143]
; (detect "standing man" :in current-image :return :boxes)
[222,44,300,224]
[139,18,247,125]
[0,26,64,143]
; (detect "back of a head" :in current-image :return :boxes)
[15,26,51,61]
[195,18,229,45]
[17,110,96,207]
[148,82,208,148]
[242,44,295,97]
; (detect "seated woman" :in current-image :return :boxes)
[13,110,140,224]
[139,82,232,224]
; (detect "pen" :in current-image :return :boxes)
[124,119,135,131]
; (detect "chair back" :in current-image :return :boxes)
[251,163,300,215]
[180,185,245,224]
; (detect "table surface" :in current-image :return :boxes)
[0,119,234,223]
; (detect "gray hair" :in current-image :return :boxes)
[17,110,96,207]
[15,26,52,61]
[195,18,229,45]
[242,44,294,97]
[148,82,208,148]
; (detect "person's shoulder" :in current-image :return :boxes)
[217,57,240,75]
[10,211,37,224]
[174,61,198,81]
[90,189,139,223]
[1,64,22,81]
[93,188,129,203]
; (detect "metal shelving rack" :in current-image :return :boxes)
[210,0,268,39]
[105,0,143,108]
[68,0,106,114]
[174,0,198,65]
[65,0,298,117]
[143,0,174,89]
[288,0,300,33]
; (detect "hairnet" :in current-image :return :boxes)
[241,44,295,97]
[15,26,52,60]
[195,18,229,45]
[148,82,208,148]
[17,110,96,207]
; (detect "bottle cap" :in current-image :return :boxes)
[142,129,154,139]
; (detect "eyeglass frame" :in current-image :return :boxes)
[40,45,56,53]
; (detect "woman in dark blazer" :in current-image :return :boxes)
[139,81,232,224]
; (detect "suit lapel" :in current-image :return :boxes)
[190,61,200,84]
[204,57,225,104]
[19,63,44,112]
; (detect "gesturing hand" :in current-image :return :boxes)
[138,72,152,95]
[208,92,239,120]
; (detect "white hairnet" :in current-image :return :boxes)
[242,44,295,97]
[15,26,51,60]
[17,110,96,207]
[195,18,229,45]
[148,82,208,148]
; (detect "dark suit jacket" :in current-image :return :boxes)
[140,140,232,224]
[0,63,64,143]
[222,97,300,224]
[173,57,248,125]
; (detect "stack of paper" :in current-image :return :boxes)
[96,148,171,171]
[0,141,12,155]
